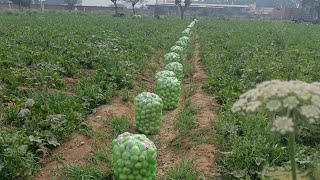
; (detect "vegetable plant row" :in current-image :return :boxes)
[197,18,320,179]
[0,11,191,179]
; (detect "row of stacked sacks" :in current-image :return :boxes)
[112,19,198,180]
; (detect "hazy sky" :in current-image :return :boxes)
[82,0,157,6]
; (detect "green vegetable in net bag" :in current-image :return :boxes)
[165,62,183,81]
[179,36,189,44]
[170,45,184,57]
[134,92,163,135]
[113,132,157,180]
[176,40,188,49]
[188,21,195,28]
[155,77,181,110]
[164,52,181,65]
[182,28,191,36]
[155,70,176,81]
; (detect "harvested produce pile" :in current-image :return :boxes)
[112,132,157,179]
[134,92,163,135]
[155,76,181,110]
[164,52,181,64]
[165,62,184,81]
[170,45,184,57]
[155,70,177,81]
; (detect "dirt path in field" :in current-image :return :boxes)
[188,35,217,179]
[154,96,184,178]
[34,37,217,180]
[155,35,217,179]
[34,96,135,180]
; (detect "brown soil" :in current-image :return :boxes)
[154,35,217,179]
[188,35,217,179]
[34,134,93,180]
[63,77,79,84]
[92,96,135,131]
[155,97,184,178]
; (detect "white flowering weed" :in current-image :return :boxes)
[232,80,320,134]
[271,116,294,134]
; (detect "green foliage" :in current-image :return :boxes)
[174,106,199,135]
[109,116,130,138]
[165,160,200,180]
[198,18,320,178]
[58,164,113,180]
[0,11,189,178]
[214,111,287,179]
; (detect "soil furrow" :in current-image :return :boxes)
[188,35,217,179]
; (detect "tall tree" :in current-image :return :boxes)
[302,0,320,17]
[111,0,120,14]
[175,0,192,19]
[124,0,139,14]
[64,0,79,10]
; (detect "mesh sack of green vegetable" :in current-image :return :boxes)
[175,40,188,49]
[164,52,181,65]
[155,70,176,81]
[112,132,157,180]
[134,92,163,135]
[182,28,191,36]
[155,77,181,110]
[179,36,189,44]
[188,22,195,28]
[170,45,184,57]
[165,62,183,81]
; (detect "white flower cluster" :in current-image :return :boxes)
[271,116,294,134]
[232,80,320,134]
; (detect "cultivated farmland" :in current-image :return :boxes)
[0,11,319,180]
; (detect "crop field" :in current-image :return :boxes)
[198,19,320,179]
[0,10,320,180]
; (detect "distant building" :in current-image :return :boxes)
[81,0,111,7]
[44,0,83,5]
[149,3,252,17]
[44,0,64,5]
